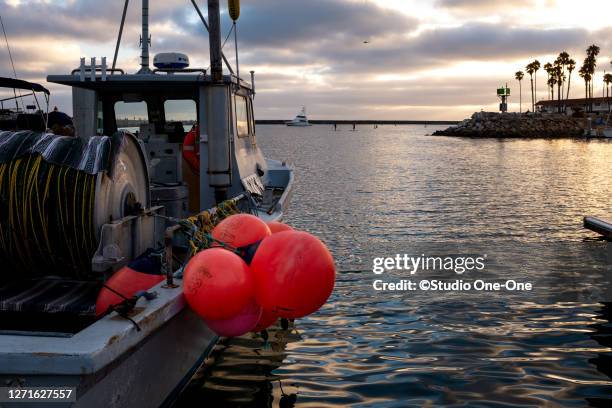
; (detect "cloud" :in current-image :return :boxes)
[1,0,610,120]
[410,23,589,60]
[437,0,536,12]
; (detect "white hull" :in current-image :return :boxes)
[286,107,311,127]
[0,285,215,408]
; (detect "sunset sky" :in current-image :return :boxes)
[1,0,611,120]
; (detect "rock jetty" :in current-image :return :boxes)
[433,112,584,138]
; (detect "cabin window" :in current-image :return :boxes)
[164,99,197,128]
[235,95,249,138]
[115,101,148,132]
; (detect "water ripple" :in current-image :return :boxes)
[176,126,612,407]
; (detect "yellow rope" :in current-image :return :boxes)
[0,154,243,276]
[0,155,99,278]
[182,200,241,257]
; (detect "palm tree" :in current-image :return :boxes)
[587,44,600,59]
[604,73,612,112]
[586,45,600,111]
[553,61,565,113]
[548,75,557,104]
[557,51,570,112]
[544,62,553,100]
[526,62,536,112]
[515,71,524,113]
[532,60,541,104]
[566,58,576,105]
[558,52,570,98]
[587,56,596,111]
[579,64,591,112]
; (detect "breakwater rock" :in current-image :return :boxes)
[432,112,584,138]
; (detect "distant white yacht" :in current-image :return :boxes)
[286,106,312,127]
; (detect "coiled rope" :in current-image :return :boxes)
[0,150,242,278]
[179,200,240,257]
[0,154,98,279]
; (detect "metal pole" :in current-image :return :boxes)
[206,0,228,203]
[207,0,223,82]
[234,21,239,82]
[162,225,180,288]
[138,0,152,74]
[112,0,130,74]
[250,70,255,97]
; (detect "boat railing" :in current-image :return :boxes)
[71,67,125,76]
[71,57,125,81]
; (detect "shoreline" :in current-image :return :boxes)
[256,119,460,125]
[432,112,585,138]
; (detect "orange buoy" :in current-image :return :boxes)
[251,231,336,319]
[252,308,278,332]
[95,265,164,317]
[206,297,262,337]
[212,213,271,249]
[212,214,271,264]
[183,248,254,321]
[267,221,294,234]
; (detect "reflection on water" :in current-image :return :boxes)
[177,126,612,407]
[588,302,612,407]
[177,323,300,407]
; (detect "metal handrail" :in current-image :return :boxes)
[71,67,125,75]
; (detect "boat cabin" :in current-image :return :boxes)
[48,59,265,213]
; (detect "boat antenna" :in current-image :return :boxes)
[233,21,239,82]
[137,0,152,74]
[228,0,240,82]
[0,14,22,111]
[112,0,130,75]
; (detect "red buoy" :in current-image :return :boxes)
[183,248,254,321]
[252,308,279,332]
[251,231,336,319]
[95,266,164,317]
[206,297,262,337]
[267,221,294,234]
[212,214,272,264]
[212,213,271,249]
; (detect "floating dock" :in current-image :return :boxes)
[584,216,612,239]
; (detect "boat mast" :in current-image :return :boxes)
[205,0,231,205]
[138,0,152,74]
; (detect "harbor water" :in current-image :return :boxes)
[178,125,612,407]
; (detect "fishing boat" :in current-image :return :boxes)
[0,76,50,131]
[286,106,312,127]
[0,1,293,407]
